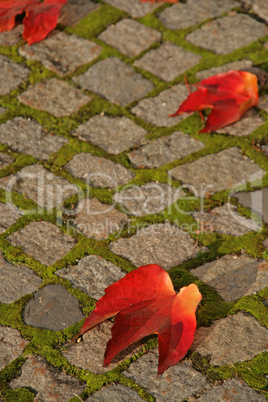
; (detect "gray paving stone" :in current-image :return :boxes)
[258,94,268,113]
[0,202,23,234]
[159,0,239,30]
[99,19,161,58]
[191,254,268,302]
[113,182,185,216]
[103,0,162,18]
[74,57,154,106]
[110,223,203,269]
[23,284,85,330]
[18,78,91,117]
[0,106,6,115]
[57,254,125,299]
[0,25,23,47]
[198,378,267,401]
[73,115,147,154]
[246,0,268,23]
[7,221,75,266]
[74,198,128,240]
[234,187,268,224]
[216,109,264,136]
[192,312,268,365]
[0,326,29,370]
[0,152,14,170]
[58,0,99,26]
[134,42,202,82]
[193,204,260,236]
[0,117,69,159]
[186,14,268,54]
[124,350,209,401]
[128,131,205,168]
[65,153,135,188]
[168,147,265,196]
[87,384,143,401]
[10,355,85,399]
[0,55,30,95]
[0,164,79,209]
[19,31,102,76]
[0,250,42,304]
[196,59,255,81]
[131,84,190,127]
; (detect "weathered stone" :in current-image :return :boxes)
[196,59,255,80]
[128,131,204,168]
[57,254,125,299]
[0,202,22,234]
[0,106,6,115]
[0,251,42,304]
[10,355,85,399]
[258,94,268,113]
[75,57,154,106]
[124,350,209,401]
[186,14,268,54]
[131,84,189,127]
[7,221,75,266]
[74,198,128,240]
[192,312,268,365]
[19,31,102,76]
[58,0,99,26]
[0,25,23,47]
[65,153,135,188]
[18,78,91,117]
[193,204,260,236]
[134,42,202,82]
[113,182,185,216]
[0,152,14,170]
[103,0,162,18]
[191,254,268,302]
[0,55,30,95]
[216,109,264,136]
[0,117,68,159]
[0,326,29,370]
[247,0,268,23]
[234,187,268,224]
[159,0,239,30]
[168,147,264,195]
[87,384,143,401]
[73,115,147,154]
[110,223,203,269]
[198,378,267,401]
[0,165,79,209]
[99,19,161,58]
[23,284,85,330]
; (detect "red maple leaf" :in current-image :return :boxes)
[0,0,66,45]
[170,70,259,133]
[75,264,202,374]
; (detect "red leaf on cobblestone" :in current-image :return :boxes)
[75,264,202,374]
[0,0,66,45]
[170,70,259,133]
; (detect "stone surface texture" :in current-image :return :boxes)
[192,312,268,365]
[110,223,203,269]
[129,131,204,168]
[191,254,268,302]
[99,19,161,57]
[0,326,29,370]
[134,41,202,82]
[0,55,29,95]
[7,221,75,266]
[0,152,14,169]
[58,0,99,26]
[0,117,68,159]
[168,147,264,195]
[0,202,22,233]
[75,57,154,106]
[23,284,85,330]
[65,152,135,188]
[88,384,143,401]
[216,109,264,136]
[73,115,147,154]
[234,187,268,224]
[18,78,91,116]
[56,255,125,299]
[195,59,255,80]
[0,25,23,47]
[74,198,128,240]
[19,31,102,76]
[103,0,162,18]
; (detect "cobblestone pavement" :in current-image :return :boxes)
[0,0,268,401]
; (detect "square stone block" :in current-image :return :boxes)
[134,42,202,82]
[0,55,30,95]
[98,19,161,57]
[74,57,154,106]
[86,384,143,401]
[103,0,162,18]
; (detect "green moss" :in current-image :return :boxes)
[4,388,35,402]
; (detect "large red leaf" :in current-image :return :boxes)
[76,264,202,374]
[170,70,259,133]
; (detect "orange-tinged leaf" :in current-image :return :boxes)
[170,70,259,133]
[75,264,202,374]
